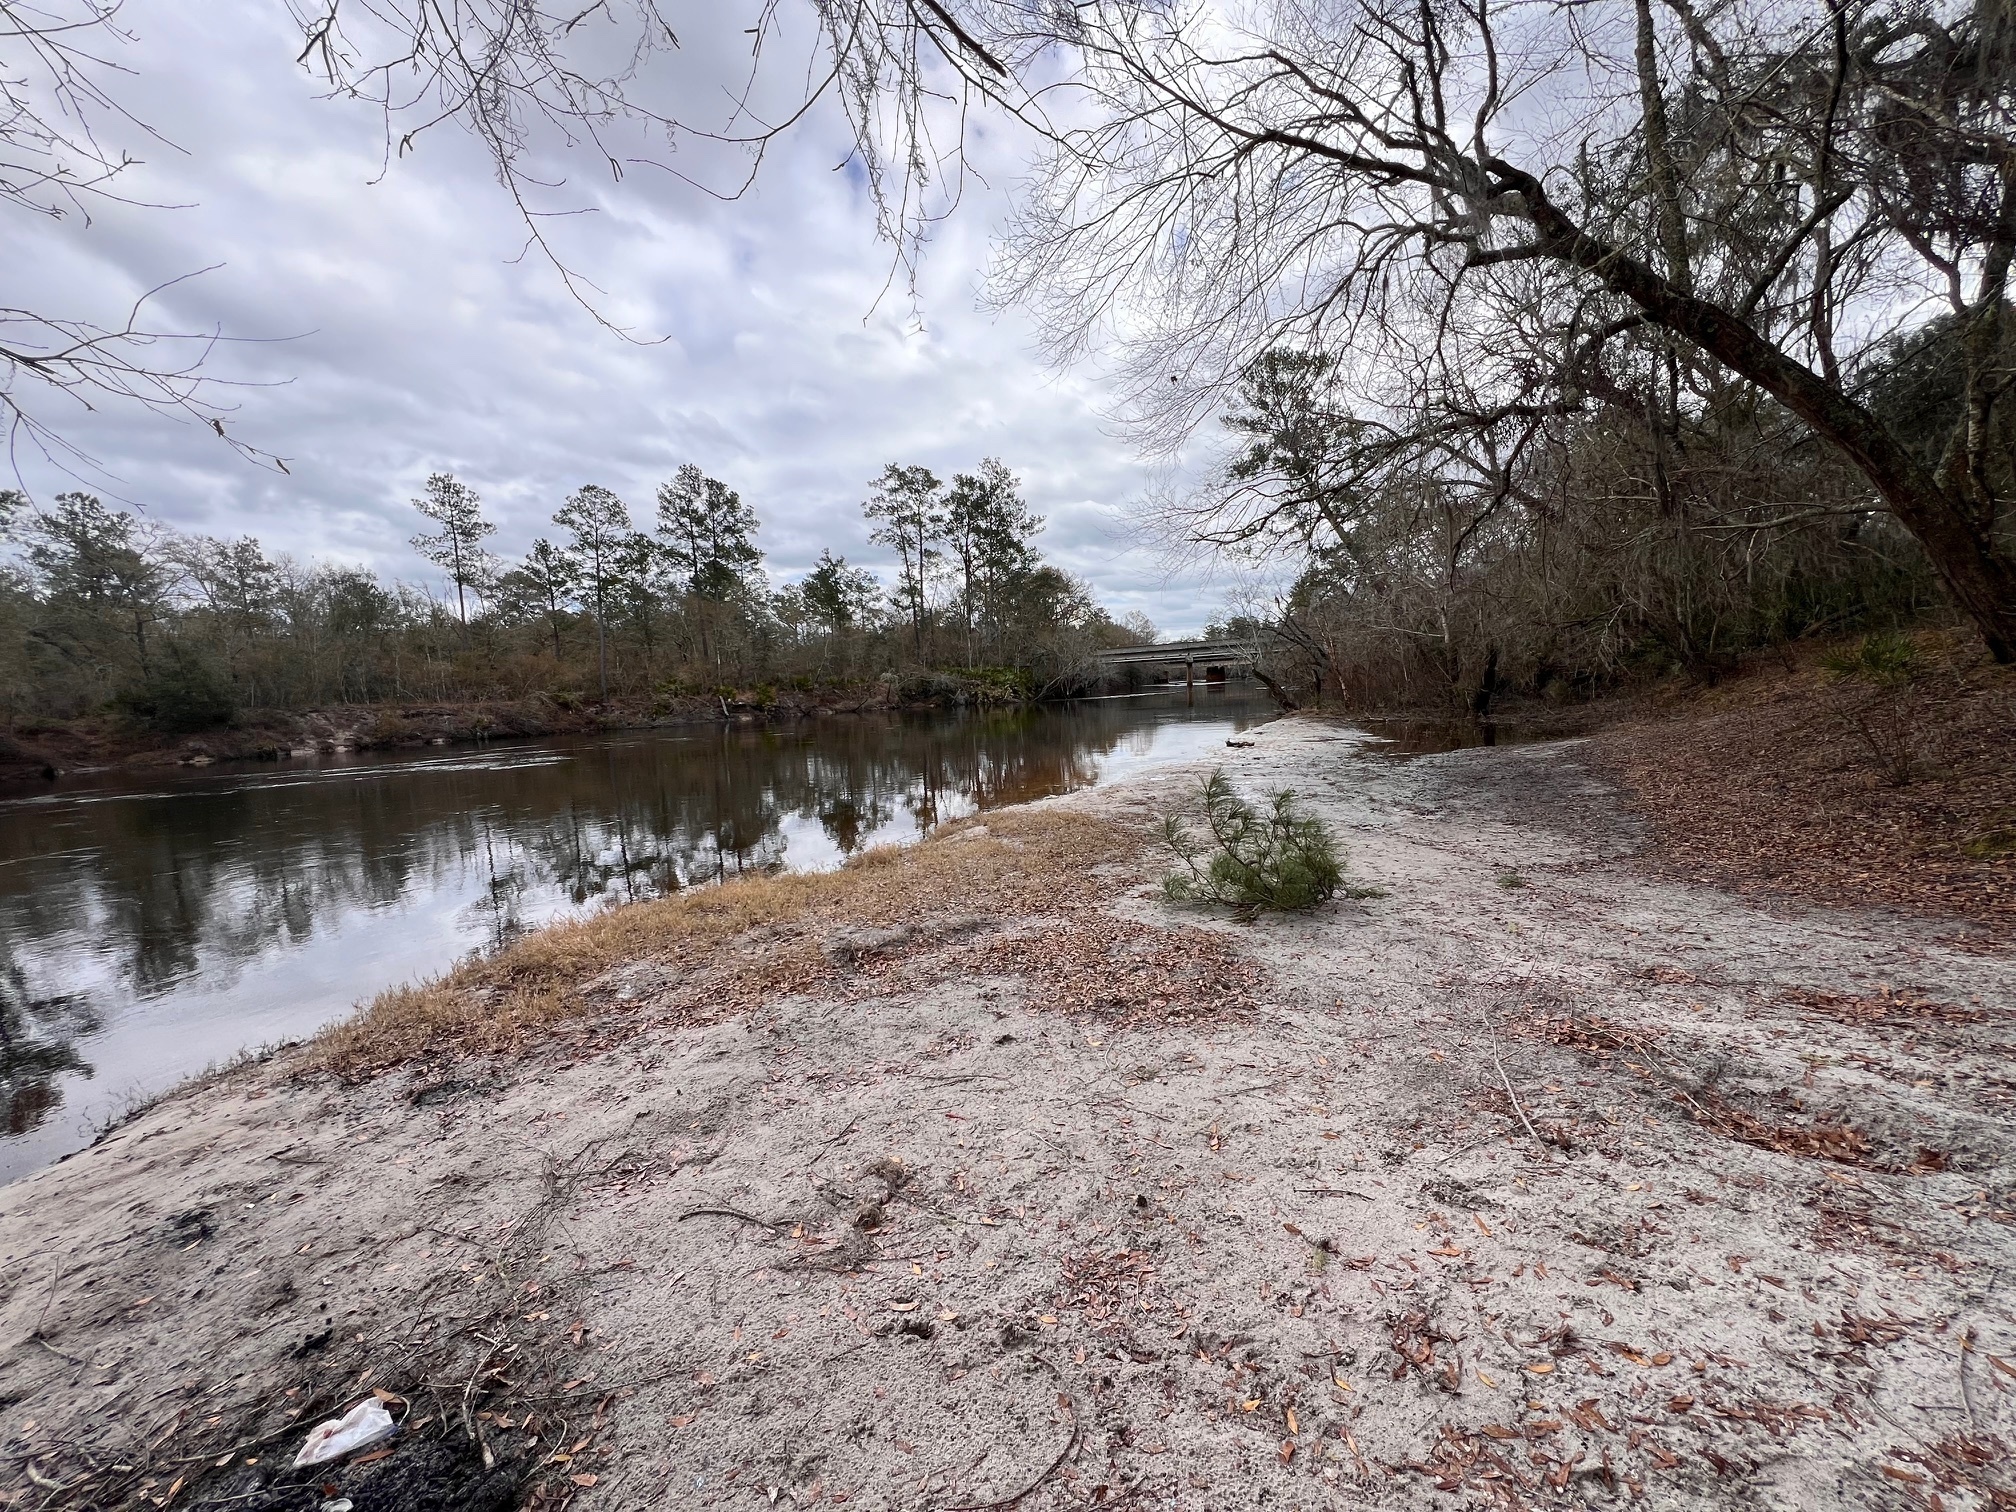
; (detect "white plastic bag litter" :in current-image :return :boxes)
[292,1398,398,1468]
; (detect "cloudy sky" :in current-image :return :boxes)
[5,1,1246,634]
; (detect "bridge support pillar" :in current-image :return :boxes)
[1185,658,1194,696]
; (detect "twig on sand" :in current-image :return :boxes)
[25,1460,77,1492]
[461,1352,498,1471]
[803,1114,862,1171]
[36,1259,62,1335]
[939,1356,1078,1511]
[1961,1326,1983,1431]
[1479,1007,1546,1152]
[31,1332,84,1365]
[678,1206,781,1231]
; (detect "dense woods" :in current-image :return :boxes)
[0,462,1147,734]
[1216,344,1947,712]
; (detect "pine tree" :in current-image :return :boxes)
[655,465,762,600]
[943,459,1040,662]
[553,485,632,701]
[800,549,882,631]
[409,473,497,629]
[497,539,580,661]
[656,465,763,669]
[863,464,943,659]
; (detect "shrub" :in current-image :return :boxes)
[1820,629,1919,685]
[115,652,237,733]
[1161,769,1344,915]
[1820,630,1925,786]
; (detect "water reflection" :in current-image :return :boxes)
[0,689,1264,1179]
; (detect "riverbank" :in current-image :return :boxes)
[0,687,902,781]
[1352,626,2015,925]
[2,718,2013,1510]
[0,668,1096,782]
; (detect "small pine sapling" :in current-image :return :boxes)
[1161,769,1347,915]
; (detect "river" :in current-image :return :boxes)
[0,687,1268,1180]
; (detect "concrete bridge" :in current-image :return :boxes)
[1094,637,1257,687]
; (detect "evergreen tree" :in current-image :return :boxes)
[20,493,171,677]
[863,464,943,659]
[943,458,1041,660]
[553,485,632,701]
[656,465,761,600]
[496,540,579,662]
[408,473,497,629]
[657,465,764,670]
[800,549,882,632]
[611,529,671,667]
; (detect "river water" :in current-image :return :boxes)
[0,687,1268,1180]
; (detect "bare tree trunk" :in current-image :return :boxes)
[595,593,609,703]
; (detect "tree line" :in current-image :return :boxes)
[0,461,1149,733]
[15,0,2008,699]
[322,0,2016,680]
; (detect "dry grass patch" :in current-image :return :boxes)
[312,804,1153,1077]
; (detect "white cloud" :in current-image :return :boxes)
[3,0,1232,635]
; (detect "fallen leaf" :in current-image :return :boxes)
[1287,1408,1299,1435]
[1473,1215,1493,1237]
[669,1415,695,1428]
[571,1473,600,1487]
[1526,1362,1555,1375]
[888,1302,918,1313]
[1477,1369,1498,1387]
[1241,1399,1260,1412]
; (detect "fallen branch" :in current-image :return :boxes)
[940,1356,1079,1511]
[677,1206,780,1231]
